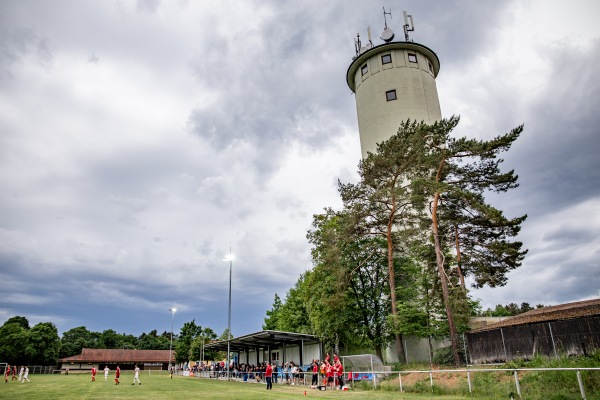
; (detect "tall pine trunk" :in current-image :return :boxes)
[432,159,461,366]
[387,218,406,363]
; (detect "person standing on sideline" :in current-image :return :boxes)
[319,361,326,382]
[132,365,141,385]
[326,361,334,390]
[283,362,290,384]
[169,366,174,379]
[272,363,278,384]
[290,363,298,385]
[114,365,120,385]
[18,366,24,382]
[21,367,30,383]
[311,359,319,387]
[91,366,97,382]
[104,365,109,381]
[265,362,273,390]
[334,359,344,390]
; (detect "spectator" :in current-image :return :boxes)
[265,362,273,390]
[311,359,319,387]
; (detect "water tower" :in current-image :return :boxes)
[346,9,442,159]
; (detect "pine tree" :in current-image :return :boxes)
[338,120,431,362]
[418,116,527,365]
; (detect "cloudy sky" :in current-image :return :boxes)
[1,0,599,339]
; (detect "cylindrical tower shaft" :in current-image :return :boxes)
[347,42,442,159]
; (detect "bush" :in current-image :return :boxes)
[432,346,466,365]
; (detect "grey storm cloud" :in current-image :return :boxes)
[503,40,600,212]
[0,0,599,336]
[0,20,53,80]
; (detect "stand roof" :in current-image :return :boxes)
[203,330,320,353]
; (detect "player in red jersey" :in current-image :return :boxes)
[311,359,319,387]
[265,362,273,390]
[334,359,344,390]
[91,366,97,382]
[114,365,120,385]
[326,361,334,390]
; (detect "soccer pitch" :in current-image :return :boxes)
[0,373,494,399]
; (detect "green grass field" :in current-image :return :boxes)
[0,372,497,399]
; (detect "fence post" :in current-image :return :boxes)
[399,372,403,392]
[513,370,521,398]
[373,372,377,390]
[429,369,433,392]
[577,369,587,400]
[467,367,472,394]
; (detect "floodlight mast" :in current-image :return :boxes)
[223,249,234,380]
[168,308,176,373]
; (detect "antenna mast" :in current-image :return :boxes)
[383,7,392,29]
[403,11,415,41]
[380,7,395,42]
[354,33,361,57]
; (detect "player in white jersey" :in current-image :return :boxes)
[21,367,30,383]
[132,365,141,385]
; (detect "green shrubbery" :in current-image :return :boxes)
[505,352,600,400]
[382,351,600,399]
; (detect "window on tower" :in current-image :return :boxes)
[408,53,418,63]
[385,90,397,101]
[361,63,368,75]
[428,61,433,73]
[381,54,392,65]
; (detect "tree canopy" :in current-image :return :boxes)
[0,315,225,366]
[265,117,527,366]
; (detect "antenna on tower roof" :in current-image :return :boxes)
[380,7,395,42]
[354,26,375,58]
[403,11,415,42]
[354,33,361,57]
[383,7,392,29]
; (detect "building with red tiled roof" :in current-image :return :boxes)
[60,348,175,372]
[467,298,600,364]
